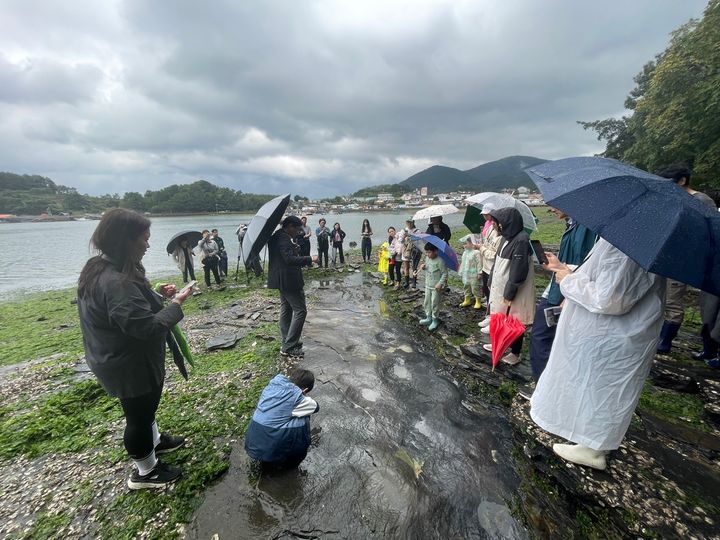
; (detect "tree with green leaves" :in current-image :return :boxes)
[580,0,719,192]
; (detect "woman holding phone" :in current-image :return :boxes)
[78,208,192,490]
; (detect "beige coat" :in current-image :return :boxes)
[488,248,535,324]
[479,227,502,274]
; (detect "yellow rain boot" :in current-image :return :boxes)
[473,297,482,309]
[459,295,472,307]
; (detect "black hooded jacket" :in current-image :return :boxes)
[489,207,531,301]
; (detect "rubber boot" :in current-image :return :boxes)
[403,276,410,289]
[459,295,472,307]
[412,275,418,289]
[428,318,440,331]
[552,443,607,470]
[419,315,432,326]
[656,321,681,353]
[473,297,482,309]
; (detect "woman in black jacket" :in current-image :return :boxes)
[78,209,192,490]
[361,219,373,263]
[331,222,346,265]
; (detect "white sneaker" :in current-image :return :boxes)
[552,443,607,470]
[478,316,491,328]
[502,353,521,365]
[482,343,492,352]
[480,325,490,335]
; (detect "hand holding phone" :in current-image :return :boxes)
[530,239,549,265]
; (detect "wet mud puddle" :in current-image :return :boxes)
[188,273,527,539]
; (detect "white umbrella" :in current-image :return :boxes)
[412,204,459,221]
[464,192,537,232]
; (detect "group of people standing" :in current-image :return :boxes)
[171,228,228,288]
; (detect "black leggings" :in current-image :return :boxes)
[361,237,372,261]
[119,386,163,459]
[510,334,524,355]
[389,259,401,282]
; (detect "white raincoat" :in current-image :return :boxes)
[530,239,665,451]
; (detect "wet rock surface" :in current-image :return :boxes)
[187,273,529,539]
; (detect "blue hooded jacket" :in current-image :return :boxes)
[244,374,319,463]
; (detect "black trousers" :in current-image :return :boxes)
[701,324,720,359]
[510,334,524,356]
[389,259,401,282]
[529,298,556,381]
[182,262,196,283]
[119,385,163,459]
[317,238,329,268]
[279,289,307,353]
[300,240,311,257]
[361,237,372,261]
[203,257,221,286]
[481,272,490,303]
[218,252,228,276]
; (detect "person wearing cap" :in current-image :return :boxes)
[401,217,421,289]
[426,215,451,243]
[268,216,318,358]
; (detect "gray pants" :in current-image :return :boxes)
[664,279,687,324]
[279,289,307,353]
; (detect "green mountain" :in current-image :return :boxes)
[399,165,472,193]
[398,155,549,193]
[0,172,274,215]
[463,155,549,190]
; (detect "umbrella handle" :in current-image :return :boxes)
[505,306,511,316]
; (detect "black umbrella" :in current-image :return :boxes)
[166,230,203,255]
[241,194,291,268]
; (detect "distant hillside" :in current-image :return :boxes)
[397,155,549,193]
[399,165,473,193]
[463,155,548,190]
[0,172,274,215]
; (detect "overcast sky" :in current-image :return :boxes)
[0,0,709,198]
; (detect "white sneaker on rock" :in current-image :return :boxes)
[501,353,521,365]
[480,325,490,335]
[482,343,492,352]
[478,316,491,328]
[552,443,607,470]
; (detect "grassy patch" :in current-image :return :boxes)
[0,380,119,459]
[0,288,84,367]
[638,383,709,431]
[531,207,565,245]
[22,511,72,540]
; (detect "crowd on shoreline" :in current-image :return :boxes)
[72,160,718,494]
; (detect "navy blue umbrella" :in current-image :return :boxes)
[525,157,720,295]
[410,232,459,271]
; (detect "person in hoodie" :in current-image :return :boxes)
[245,369,320,468]
[482,207,535,365]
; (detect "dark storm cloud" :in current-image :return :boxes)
[0,0,709,197]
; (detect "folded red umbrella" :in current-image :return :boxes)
[489,307,526,370]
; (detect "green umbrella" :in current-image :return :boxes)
[463,205,486,233]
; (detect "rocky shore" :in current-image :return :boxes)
[378,272,720,539]
[1,261,719,538]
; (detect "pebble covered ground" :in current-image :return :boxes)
[0,288,282,539]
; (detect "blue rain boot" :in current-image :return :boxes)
[428,318,440,331]
[419,316,432,326]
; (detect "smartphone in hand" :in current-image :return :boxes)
[179,280,198,294]
[530,239,549,265]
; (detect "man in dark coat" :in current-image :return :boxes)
[426,216,451,242]
[268,216,317,357]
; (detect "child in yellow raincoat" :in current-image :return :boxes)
[378,241,390,284]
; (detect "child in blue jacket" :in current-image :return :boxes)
[244,368,319,468]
